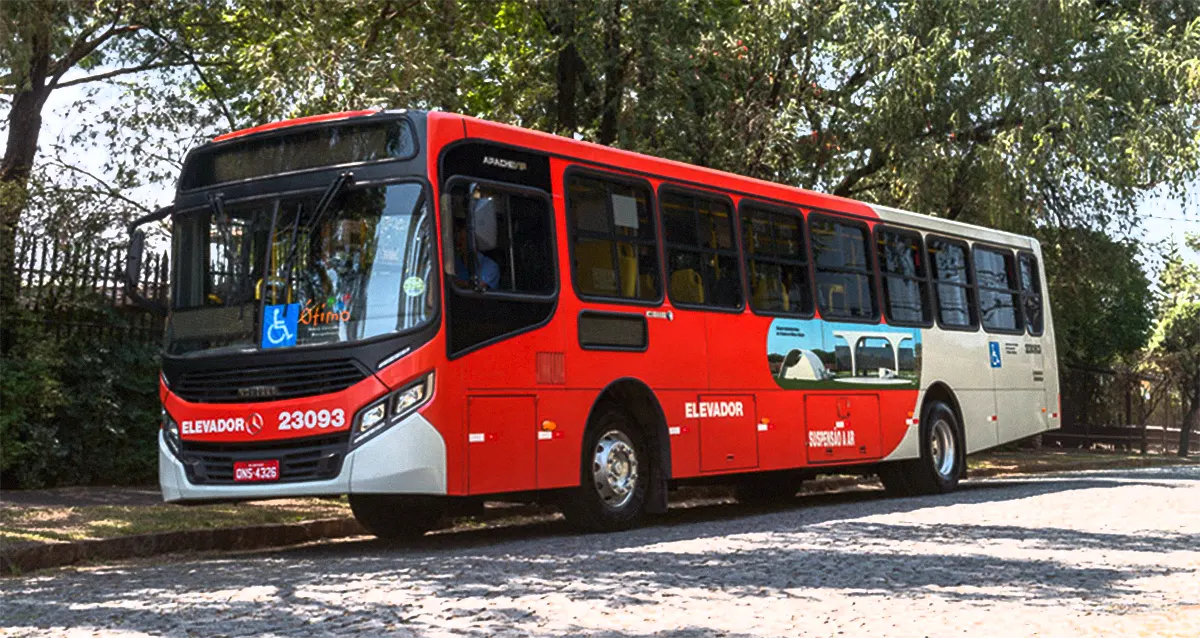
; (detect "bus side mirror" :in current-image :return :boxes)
[125,206,172,316]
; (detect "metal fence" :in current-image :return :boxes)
[12,233,168,344]
[1050,364,1199,454]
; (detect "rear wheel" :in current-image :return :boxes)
[349,494,445,540]
[561,404,649,532]
[878,400,962,496]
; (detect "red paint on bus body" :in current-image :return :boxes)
[175,110,922,499]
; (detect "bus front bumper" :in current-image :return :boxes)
[159,412,447,502]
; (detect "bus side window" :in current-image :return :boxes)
[876,227,931,325]
[809,215,877,320]
[449,184,554,296]
[566,172,661,302]
[660,188,742,309]
[974,246,1023,333]
[928,237,977,329]
[740,202,812,316]
[1018,252,1044,335]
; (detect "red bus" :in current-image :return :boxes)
[126,109,1059,537]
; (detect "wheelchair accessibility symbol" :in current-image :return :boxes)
[262,303,299,348]
[988,341,1002,368]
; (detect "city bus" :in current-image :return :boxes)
[125,108,1059,538]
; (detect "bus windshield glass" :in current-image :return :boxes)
[167,182,435,356]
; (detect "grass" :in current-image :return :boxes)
[2,450,1195,548]
[969,448,1198,476]
[0,497,350,546]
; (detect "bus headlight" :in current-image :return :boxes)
[162,409,182,457]
[352,372,434,447]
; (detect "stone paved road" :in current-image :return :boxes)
[3,466,1198,637]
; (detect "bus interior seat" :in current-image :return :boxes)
[671,269,705,304]
[753,274,789,311]
[617,242,638,297]
[827,283,845,312]
[575,240,616,296]
[639,273,657,299]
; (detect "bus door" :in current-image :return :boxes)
[441,168,562,495]
[976,246,1038,441]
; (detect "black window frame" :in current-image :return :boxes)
[873,224,933,328]
[807,211,880,323]
[738,199,815,318]
[1017,250,1045,337]
[443,175,560,303]
[563,166,664,306]
[972,244,1024,335]
[657,184,744,313]
[927,234,979,332]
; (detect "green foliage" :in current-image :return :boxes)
[1038,227,1156,367]
[0,308,161,488]
[1148,232,1200,412]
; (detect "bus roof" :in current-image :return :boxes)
[205,108,1038,250]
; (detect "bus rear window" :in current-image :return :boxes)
[179,119,417,190]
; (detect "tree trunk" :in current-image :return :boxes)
[596,0,624,147]
[554,4,579,135]
[0,20,53,355]
[1179,365,1199,458]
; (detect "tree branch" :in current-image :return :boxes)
[52,60,196,89]
[49,23,143,86]
[44,160,152,214]
[833,146,890,197]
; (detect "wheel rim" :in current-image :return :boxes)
[592,430,639,509]
[929,418,957,479]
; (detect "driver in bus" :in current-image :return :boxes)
[453,211,500,290]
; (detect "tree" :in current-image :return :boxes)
[0,1,220,352]
[1038,227,1155,368]
[1148,234,1200,456]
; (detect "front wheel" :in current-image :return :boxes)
[878,400,962,496]
[349,493,445,540]
[560,404,649,532]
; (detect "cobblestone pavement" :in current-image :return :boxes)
[2,466,1198,637]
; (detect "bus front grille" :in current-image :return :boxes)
[172,360,367,403]
[180,432,350,485]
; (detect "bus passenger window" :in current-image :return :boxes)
[974,246,1022,333]
[661,189,742,309]
[809,216,876,320]
[928,237,977,329]
[876,227,930,325]
[1018,252,1044,335]
[741,203,812,315]
[566,173,660,301]
[449,184,553,296]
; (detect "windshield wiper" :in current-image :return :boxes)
[275,171,354,304]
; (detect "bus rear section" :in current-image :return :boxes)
[139,109,1058,539]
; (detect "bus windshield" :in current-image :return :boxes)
[166,182,435,356]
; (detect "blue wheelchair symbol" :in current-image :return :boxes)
[988,341,1002,368]
[262,304,299,348]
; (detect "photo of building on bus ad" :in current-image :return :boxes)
[768,318,921,391]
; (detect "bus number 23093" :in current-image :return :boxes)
[278,409,346,431]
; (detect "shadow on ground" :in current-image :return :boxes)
[1,467,1196,637]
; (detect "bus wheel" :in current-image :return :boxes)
[879,400,962,496]
[349,494,445,540]
[561,404,649,532]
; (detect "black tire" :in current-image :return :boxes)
[349,493,445,540]
[878,400,962,496]
[560,403,649,532]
